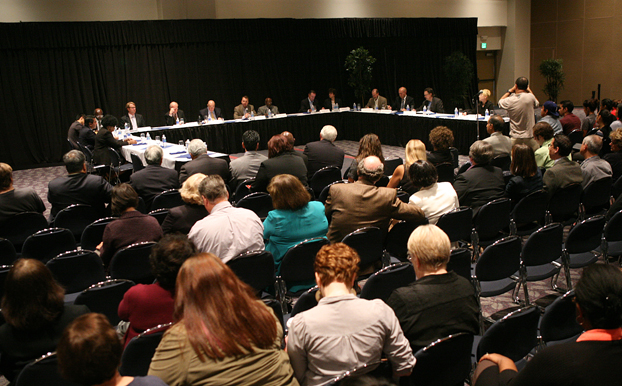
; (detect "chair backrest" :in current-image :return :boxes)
[263,297,285,331]
[310,166,342,199]
[0,212,49,252]
[151,189,184,211]
[21,227,77,264]
[384,220,428,261]
[374,175,389,187]
[449,147,460,169]
[359,263,416,302]
[74,279,135,325]
[409,332,474,386]
[396,190,410,203]
[233,178,255,203]
[540,289,583,344]
[0,237,17,265]
[341,227,384,271]
[137,196,148,214]
[475,236,522,282]
[80,217,117,251]
[383,157,403,176]
[227,250,275,294]
[581,177,612,212]
[476,306,541,362]
[474,198,511,241]
[568,129,584,145]
[511,189,547,225]
[281,238,329,283]
[130,153,145,172]
[605,209,622,242]
[325,361,387,386]
[447,248,472,282]
[613,176,622,197]
[318,180,346,205]
[0,264,13,301]
[521,223,563,267]
[491,155,511,171]
[119,323,173,377]
[54,204,104,241]
[148,208,169,225]
[235,192,273,220]
[565,215,606,254]
[107,147,123,166]
[435,162,454,183]
[436,207,473,243]
[14,352,80,386]
[547,183,582,222]
[46,250,106,294]
[109,241,157,284]
[290,286,320,318]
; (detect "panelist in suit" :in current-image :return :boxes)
[93,115,137,166]
[67,114,85,149]
[129,145,180,209]
[233,96,256,119]
[164,101,186,126]
[257,97,280,116]
[389,87,415,111]
[199,100,224,121]
[299,90,321,113]
[251,134,308,193]
[303,125,345,179]
[323,88,343,110]
[120,101,146,130]
[78,115,97,150]
[366,88,388,109]
[417,88,444,113]
[179,139,230,185]
[94,108,104,130]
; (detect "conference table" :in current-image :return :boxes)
[128,110,509,156]
[120,137,228,170]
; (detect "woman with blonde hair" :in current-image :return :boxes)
[347,133,384,182]
[149,253,298,386]
[387,139,427,194]
[603,128,622,182]
[161,173,208,234]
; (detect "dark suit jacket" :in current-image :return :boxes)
[78,126,96,149]
[542,157,584,199]
[453,164,505,213]
[392,96,415,111]
[67,121,83,148]
[303,139,345,178]
[288,150,308,170]
[418,97,445,113]
[161,203,208,235]
[179,153,230,185]
[199,107,223,120]
[93,128,127,165]
[299,98,321,113]
[47,172,113,222]
[251,152,308,192]
[323,98,343,110]
[129,164,180,208]
[164,109,186,126]
[120,113,146,129]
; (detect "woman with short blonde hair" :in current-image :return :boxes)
[161,173,208,234]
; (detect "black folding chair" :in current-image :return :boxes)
[539,289,583,347]
[21,228,77,264]
[561,215,606,289]
[290,286,320,318]
[137,196,148,214]
[107,147,134,185]
[80,217,116,251]
[119,323,173,376]
[235,192,273,220]
[148,208,169,225]
[0,237,17,265]
[359,263,416,303]
[233,178,255,203]
[383,220,428,262]
[309,166,342,199]
[375,175,389,187]
[601,209,622,263]
[436,162,455,183]
[74,279,135,325]
[447,248,472,282]
[0,264,13,301]
[545,183,582,225]
[491,154,511,171]
[108,241,157,284]
[409,333,474,386]
[227,250,275,295]
[509,190,548,236]
[383,157,403,176]
[396,189,410,203]
[14,352,79,386]
[342,226,384,274]
[318,180,346,205]
[151,189,184,211]
[568,129,583,145]
[0,212,49,253]
[54,204,104,241]
[46,249,106,297]
[437,207,475,248]
[131,153,145,172]
[473,198,511,252]
[580,177,612,219]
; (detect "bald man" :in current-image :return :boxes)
[165,101,186,126]
[389,87,415,112]
[199,100,224,121]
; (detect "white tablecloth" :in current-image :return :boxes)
[121,139,227,169]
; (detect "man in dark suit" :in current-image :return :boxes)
[164,101,186,126]
[47,150,113,223]
[199,100,224,121]
[78,115,97,150]
[417,88,444,113]
[303,125,345,179]
[67,114,85,149]
[453,140,505,215]
[389,87,415,111]
[129,145,180,209]
[325,156,425,244]
[93,115,136,166]
[179,139,230,185]
[543,134,583,199]
[299,90,321,113]
[119,101,146,130]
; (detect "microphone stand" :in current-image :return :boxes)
[473,91,481,140]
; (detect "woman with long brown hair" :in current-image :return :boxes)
[347,133,384,182]
[148,253,298,386]
[505,143,543,204]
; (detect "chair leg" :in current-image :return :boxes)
[276,278,288,316]
[562,252,573,291]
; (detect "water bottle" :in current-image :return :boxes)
[124,122,129,131]
[198,115,203,125]
[454,107,459,118]
[162,134,167,147]
[185,139,190,149]
[311,104,316,113]
[251,110,255,119]
[485,109,490,120]
[353,103,357,111]
[335,103,339,111]
[406,105,411,111]
[423,105,427,113]
[146,132,151,141]
[268,109,272,118]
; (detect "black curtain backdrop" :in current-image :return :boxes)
[0,18,478,169]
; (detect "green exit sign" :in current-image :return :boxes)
[481,42,487,49]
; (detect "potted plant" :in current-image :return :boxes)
[538,58,565,102]
[345,47,376,106]
[442,51,475,111]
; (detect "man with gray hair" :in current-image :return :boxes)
[303,125,346,179]
[325,155,424,244]
[453,140,505,215]
[129,145,179,208]
[47,150,112,222]
[579,134,612,189]
[179,139,230,185]
[188,175,264,263]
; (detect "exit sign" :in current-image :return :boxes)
[481,42,487,49]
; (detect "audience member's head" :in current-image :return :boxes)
[314,243,360,288]
[84,115,96,128]
[63,150,86,174]
[515,77,529,91]
[187,139,207,158]
[404,139,426,167]
[281,131,295,149]
[267,174,311,211]
[100,114,118,130]
[267,134,289,158]
[559,100,574,115]
[575,264,622,330]
[550,134,573,158]
[408,160,438,189]
[180,173,206,205]
[601,98,615,112]
[469,140,494,165]
[110,183,139,215]
[0,163,13,191]
[150,234,197,292]
[357,156,384,183]
[542,101,559,118]
[583,98,598,114]
[581,134,603,156]
[488,115,505,133]
[510,144,537,178]
[610,128,622,152]
[242,130,260,151]
[598,109,615,127]
[57,313,122,386]
[1,258,64,331]
[533,121,554,142]
[429,126,454,151]
[320,125,338,142]
[407,224,450,277]
[144,145,164,166]
[356,133,384,162]
[198,174,228,203]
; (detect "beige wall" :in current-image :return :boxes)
[530,0,622,104]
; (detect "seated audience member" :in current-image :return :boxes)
[323,88,342,110]
[483,115,512,158]
[603,128,622,182]
[559,100,582,135]
[469,88,495,114]
[543,135,583,199]
[251,134,308,192]
[417,87,444,113]
[453,141,505,215]
[407,160,459,224]
[57,313,167,386]
[164,101,185,126]
[189,175,263,263]
[233,95,256,119]
[580,134,612,189]
[161,173,208,235]
[67,114,85,149]
[229,130,267,187]
[149,253,297,386]
[347,133,384,182]
[581,98,598,134]
[300,90,320,113]
[257,97,280,116]
[473,264,622,386]
[79,115,97,150]
[0,259,89,382]
[93,114,137,166]
[179,139,230,185]
[612,103,622,130]
[287,243,416,386]
[505,144,543,204]
[539,101,563,135]
[326,156,424,244]
[0,162,45,224]
[98,183,163,266]
[427,126,455,166]
[264,174,328,273]
[129,145,179,208]
[387,225,479,353]
[387,139,427,195]
[591,109,615,156]
[47,150,112,223]
[120,101,146,130]
[281,131,309,168]
[533,121,556,169]
[303,125,345,179]
[118,234,197,347]
[199,100,224,121]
